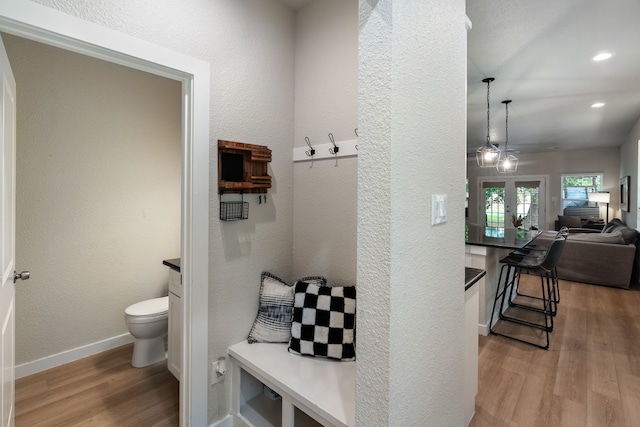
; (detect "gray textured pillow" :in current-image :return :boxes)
[248,272,327,344]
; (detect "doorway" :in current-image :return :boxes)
[478,176,547,229]
[0,3,210,425]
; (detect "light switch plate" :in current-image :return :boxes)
[432,194,447,225]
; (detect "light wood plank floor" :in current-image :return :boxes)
[471,274,640,427]
[15,343,178,427]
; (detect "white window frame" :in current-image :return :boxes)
[561,173,603,210]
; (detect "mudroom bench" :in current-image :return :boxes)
[229,340,355,427]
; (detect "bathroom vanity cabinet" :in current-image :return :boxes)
[164,258,182,381]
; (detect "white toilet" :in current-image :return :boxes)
[125,296,169,368]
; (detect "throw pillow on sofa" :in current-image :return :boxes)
[602,219,639,244]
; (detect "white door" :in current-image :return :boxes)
[0,35,17,427]
[479,176,547,229]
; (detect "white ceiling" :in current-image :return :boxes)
[467,0,640,154]
[280,0,640,154]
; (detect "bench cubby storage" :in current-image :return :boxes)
[229,341,355,427]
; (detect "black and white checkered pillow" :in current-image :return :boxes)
[248,272,327,344]
[289,281,356,361]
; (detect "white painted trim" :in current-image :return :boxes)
[293,139,358,162]
[209,414,233,427]
[16,333,134,379]
[478,322,489,336]
[0,2,210,426]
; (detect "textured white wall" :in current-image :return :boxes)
[293,0,358,285]
[358,0,467,425]
[620,118,640,229]
[467,147,621,229]
[5,34,181,364]
[28,0,295,424]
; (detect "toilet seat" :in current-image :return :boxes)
[125,296,168,318]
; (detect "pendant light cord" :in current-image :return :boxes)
[502,99,512,150]
[505,101,508,149]
[486,80,491,144]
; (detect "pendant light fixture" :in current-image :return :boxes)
[497,99,518,173]
[476,77,500,167]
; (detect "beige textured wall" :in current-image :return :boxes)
[28,1,297,423]
[467,147,621,230]
[5,34,181,364]
[293,0,358,285]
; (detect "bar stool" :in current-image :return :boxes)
[489,233,567,349]
[509,228,567,315]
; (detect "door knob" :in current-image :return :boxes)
[13,271,30,283]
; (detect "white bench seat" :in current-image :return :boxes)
[229,341,355,427]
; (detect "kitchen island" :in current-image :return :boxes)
[464,267,484,424]
[465,225,539,335]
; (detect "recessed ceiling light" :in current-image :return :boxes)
[591,102,605,108]
[592,52,613,61]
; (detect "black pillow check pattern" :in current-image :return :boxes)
[289,281,356,361]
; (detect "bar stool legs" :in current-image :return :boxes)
[489,264,553,349]
[489,234,566,350]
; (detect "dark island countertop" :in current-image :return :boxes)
[465,224,540,250]
[163,258,181,273]
[465,267,485,291]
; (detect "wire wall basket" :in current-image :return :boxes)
[220,201,249,221]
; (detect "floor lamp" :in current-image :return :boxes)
[588,191,610,224]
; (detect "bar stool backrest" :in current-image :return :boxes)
[539,235,567,272]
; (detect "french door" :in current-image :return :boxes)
[479,176,547,230]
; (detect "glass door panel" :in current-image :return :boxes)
[479,177,546,229]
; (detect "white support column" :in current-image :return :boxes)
[358,0,468,425]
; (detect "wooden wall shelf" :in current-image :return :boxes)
[218,140,272,194]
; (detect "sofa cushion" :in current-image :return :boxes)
[567,231,625,244]
[558,215,582,229]
[603,219,639,245]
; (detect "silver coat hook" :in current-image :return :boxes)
[328,132,339,154]
[304,136,315,156]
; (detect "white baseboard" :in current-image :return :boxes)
[16,333,134,379]
[478,322,489,336]
[210,414,232,427]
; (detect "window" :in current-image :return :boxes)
[561,174,602,209]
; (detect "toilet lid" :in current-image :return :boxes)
[125,296,169,316]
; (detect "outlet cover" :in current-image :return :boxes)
[211,361,225,385]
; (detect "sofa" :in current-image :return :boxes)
[534,218,639,289]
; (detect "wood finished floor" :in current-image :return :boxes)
[15,343,178,427]
[471,274,640,427]
[16,275,640,426]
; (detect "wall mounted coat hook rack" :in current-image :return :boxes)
[304,136,315,156]
[328,133,339,154]
[354,128,358,150]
